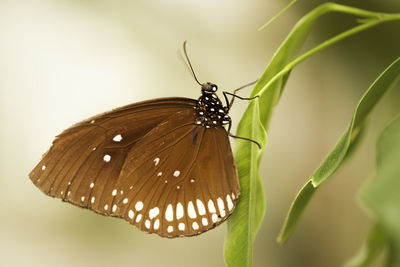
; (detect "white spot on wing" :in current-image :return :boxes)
[165,204,173,222]
[202,218,208,226]
[196,199,206,215]
[41,165,46,170]
[167,226,173,233]
[217,197,226,217]
[149,207,160,219]
[112,204,117,212]
[154,219,160,230]
[157,172,162,176]
[112,189,117,196]
[113,134,122,142]
[217,197,225,217]
[123,198,128,204]
[103,154,111,162]
[188,201,197,219]
[154,157,160,166]
[176,202,184,219]
[81,196,85,202]
[104,204,109,211]
[227,194,234,211]
[212,214,218,223]
[91,196,95,204]
[145,220,151,229]
[89,182,94,188]
[192,222,199,230]
[173,170,180,177]
[178,223,185,231]
[208,199,216,213]
[136,214,142,223]
[128,210,134,219]
[135,201,143,211]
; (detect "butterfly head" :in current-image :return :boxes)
[201,82,218,94]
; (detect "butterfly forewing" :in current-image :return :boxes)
[30,98,197,210]
[30,94,240,238]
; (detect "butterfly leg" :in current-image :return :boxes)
[226,120,261,149]
[226,80,258,108]
[222,91,259,111]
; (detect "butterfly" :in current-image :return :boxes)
[29,42,259,237]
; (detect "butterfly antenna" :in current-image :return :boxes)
[183,40,202,86]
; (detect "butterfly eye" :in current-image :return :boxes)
[201,82,218,93]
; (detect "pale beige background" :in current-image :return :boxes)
[1,0,399,266]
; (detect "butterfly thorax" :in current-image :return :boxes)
[195,83,231,128]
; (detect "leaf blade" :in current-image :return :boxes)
[224,99,267,267]
[279,58,400,243]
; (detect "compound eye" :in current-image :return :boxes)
[212,85,218,92]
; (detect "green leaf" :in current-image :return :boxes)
[278,58,400,243]
[258,0,297,31]
[359,114,400,265]
[250,2,400,129]
[224,99,267,267]
[225,2,400,265]
[344,223,388,267]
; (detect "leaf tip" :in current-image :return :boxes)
[276,234,286,244]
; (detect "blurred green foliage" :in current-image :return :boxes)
[356,114,400,266]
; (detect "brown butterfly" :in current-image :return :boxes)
[29,42,258,237]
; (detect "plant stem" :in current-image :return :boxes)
[258,17,399,97]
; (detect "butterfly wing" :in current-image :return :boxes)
[111,109,240,237]
[29,98,197,214]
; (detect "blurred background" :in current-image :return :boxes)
[1,0,399,266]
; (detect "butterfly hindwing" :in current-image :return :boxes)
[111,109,239,237]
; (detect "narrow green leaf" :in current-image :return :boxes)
[224,99,267,267]
[359,114,400,265]
[277,181,316,243]
[279,58,400,243]
[258,0,297,31]
[344,223,388,267]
